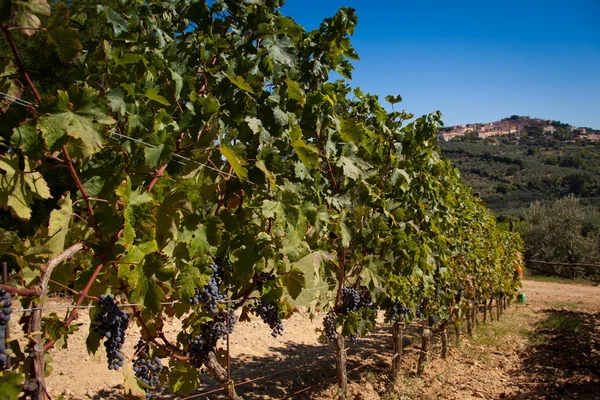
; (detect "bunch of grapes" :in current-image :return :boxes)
[415,302,425,319]
[358,290,377,310]
[189,261,227,314]
[0,289,12,368]
[187,320,226,368]
[133,339,163,400]
[91,294,130,371]
[133,356,163,399]
[256,272,278,291]
[251,299,284,338]
[386,300,413,323]
[322,311,337,342]
[428,315,440,327]
[336,287,361,315]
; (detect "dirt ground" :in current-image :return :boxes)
[31,279,600,399]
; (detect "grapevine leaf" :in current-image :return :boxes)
[225,74,254,93]
[219,145,248,180]
[0,371,23,400]
[176,263,211,300]
[291,139,320,170]
[0,58,22,112]
[11,0,50,36]
[11,119,44,154]
[45,2,82,63]
[245,116,262,134]
[107,87,127,115]
[123,360,146,398]
[340,117,363,144]
[385,94,403,105]
[282,267,305,300]
[285,77,304,102]
[168,360,200,395]
[145,87,171,106]
[0,154,52,220]
[46,192,72,257]
[38,87,115,157]
[105,7,129,37]
[121,240,158,264]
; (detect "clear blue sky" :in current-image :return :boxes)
[280,0,600,129]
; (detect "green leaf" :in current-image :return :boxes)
[144,88,171,106]
[169,360,200,395]
[45,2,82,63]
[282,267,305,300]
[0,371,24,400]
[176,263,211,300]
[38,87,115,157]
[385,94,403,105]
[11,119,43,153]
[0,154,52,220]
[225,74,254,93]
[45,192,72,257]
[285,77,304,103]
[291,139,320,170]
[340,117,363,144]
[105,7,128,37]
[121,240,158,264]
[107,88,127,115]
[219,145,248,180]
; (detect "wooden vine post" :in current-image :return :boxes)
[416,325,431,376]
[334,333,347,399]
[388,321,405,388]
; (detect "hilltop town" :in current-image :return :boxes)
[438,115,600,142]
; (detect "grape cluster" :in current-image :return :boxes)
[133,354,163,399]
[428,315,439,327]
[336,287,361,315]
[256,272,278,291]
[189,261,226,314]
[386,300,413,323]
[0,289,12,368]
[415,302,425,319]
[322,311,337,342]
[91,294,130,371]
[251,299,284,337]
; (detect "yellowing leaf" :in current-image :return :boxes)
[46,192,72,257]
[225,74,254,93]
[123,360,146,398]
[12,0,50,36]
[0,154,52,220]
[219,145,248,180]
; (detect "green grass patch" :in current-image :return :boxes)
[539,313,583,334]
[549,302,579,310]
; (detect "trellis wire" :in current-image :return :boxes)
[0,90,33,107]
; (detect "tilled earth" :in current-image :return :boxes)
[32,279,600,399]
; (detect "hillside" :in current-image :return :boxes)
[439,117,600,217]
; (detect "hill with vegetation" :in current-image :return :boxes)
[438,118,600,217]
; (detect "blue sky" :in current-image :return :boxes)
[280,0,600,129]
